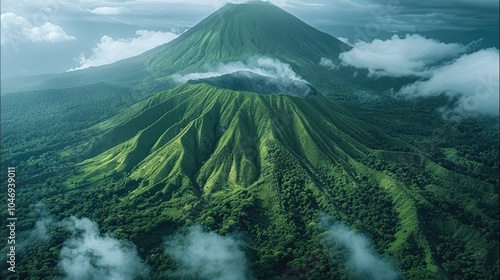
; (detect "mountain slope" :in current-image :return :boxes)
[75,83,386,185]
[61,82,498,279]
[142,2,349,75]
[1,2,498,280]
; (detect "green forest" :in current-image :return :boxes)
[1,2,498,280]
[1,80,498,279]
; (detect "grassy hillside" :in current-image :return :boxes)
[141,2,349,76]
[0,2,498,280]
[41,83,496,279]
[1,81,498,280]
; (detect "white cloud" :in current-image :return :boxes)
[1,0,497,34]
[173,56,307,83]
[338,33,499,116]
[164,225,252,280]
[321,216,400,280]
[400,48,499,116]
[70,30,178,70]
[339,34,468,77]
[29,214,56,242]
[28,22,75,42]
[90,7,123,15]
[337,37,352,46]
[16,207,57,248]
[319,57,338,70]
[1,12,75,44]
[284,1,326,7]
[59,217,150,280]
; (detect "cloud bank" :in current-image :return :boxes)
[70,30,178,70]
[400,48,499,116]
[58,217,150,280]
[321,216,400,280]
[1,0,498,33]
[339,34,468,77]
[339,34,499,116]
[164,225,252,280]
[173,56,307,83]
[1,12,75,44]
[90,7,123,16]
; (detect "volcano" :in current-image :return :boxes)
[1,2,498,280]
[1,1,349,95]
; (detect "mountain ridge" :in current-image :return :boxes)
[1,2,498,279]
[63,80,497,279]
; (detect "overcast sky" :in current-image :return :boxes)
[1,0,499,78]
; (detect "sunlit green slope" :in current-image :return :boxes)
[75,82,384,186]
[1,2,497,280]
[64,82,498,279]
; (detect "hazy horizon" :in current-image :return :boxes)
[1,0,498,78]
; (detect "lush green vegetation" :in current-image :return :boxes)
[2,82,497,279]
[1,2,498,279]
